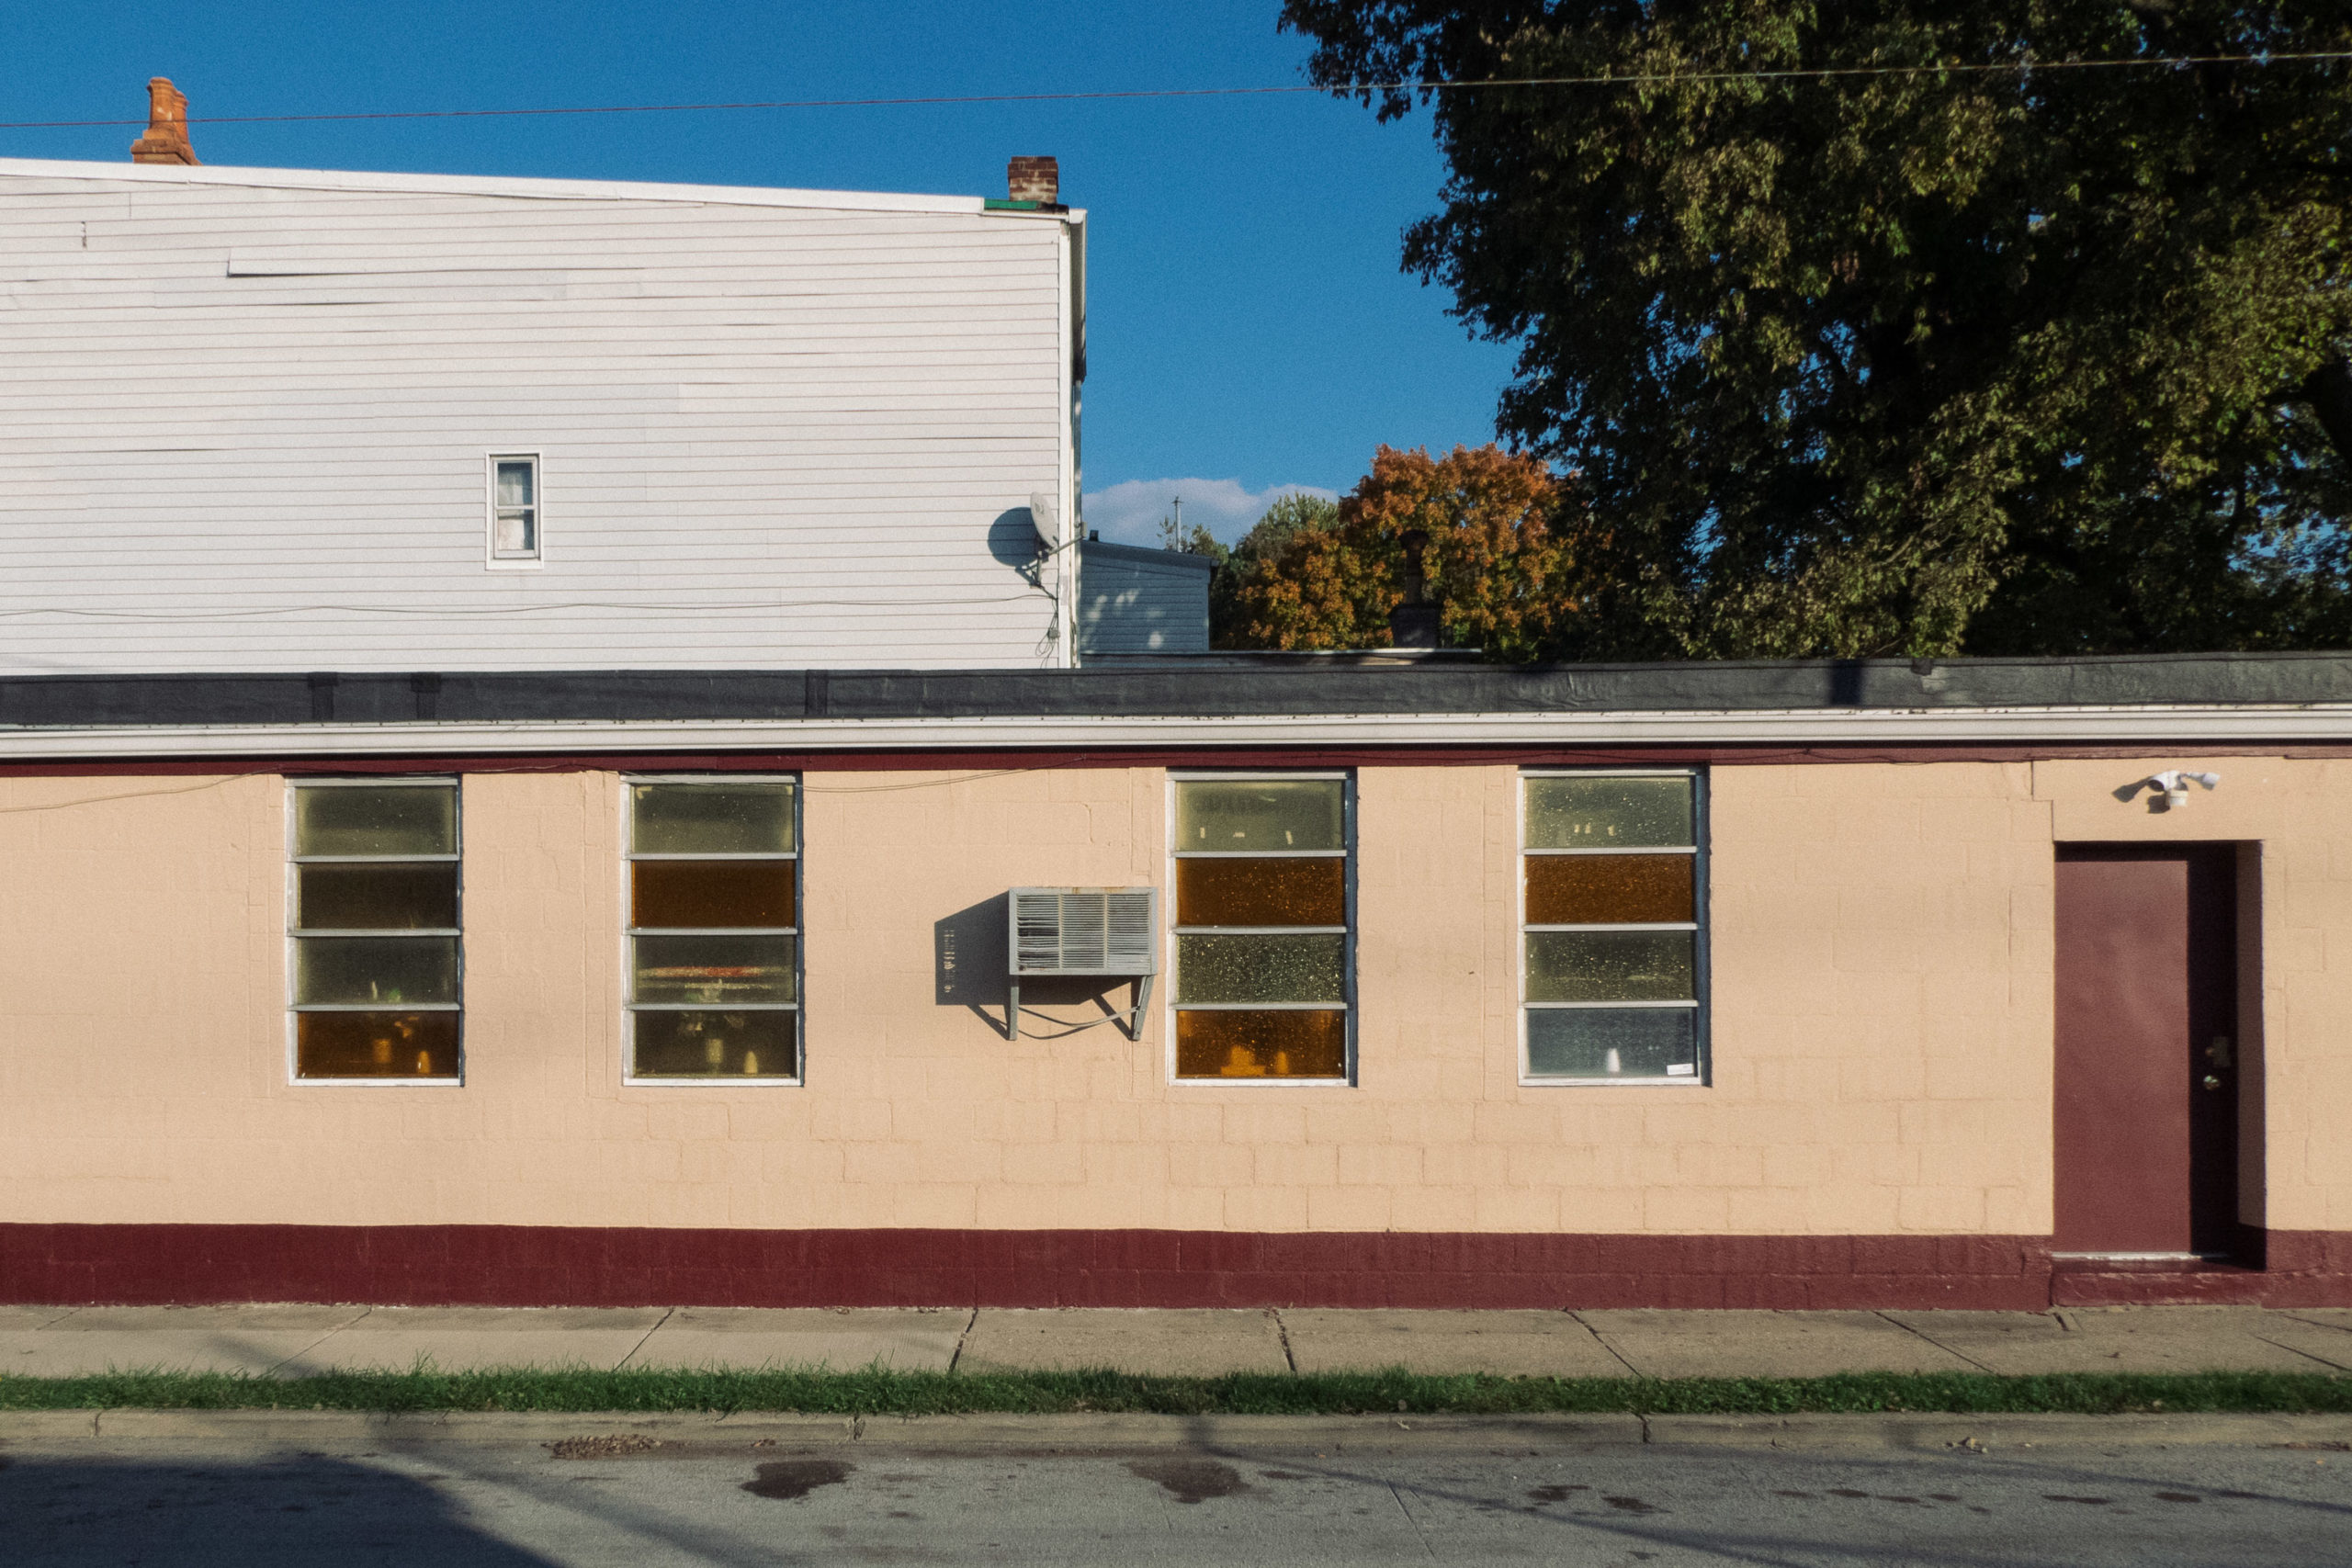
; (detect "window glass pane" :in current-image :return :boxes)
[293,936,459,1006]
[632,934,797,1004]
[1176,933,1345,1004]
[297,863,458,931]
[492,512,534,554]
[296,1010,459,1079]
[1524,931,1694,1002]
[1525,777,1692,850]
[631,1009,798,1079]
[1525,853,1693,926]
[632,861,796,929]
[632,784,796,854]
[1175,780,1342,852]
[495,460,534,506]
[1527,1008,1698,1079]
[295,785,456,857]
[1174,1009,1347,1079]
[1176,857,1344,927]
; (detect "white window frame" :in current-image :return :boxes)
[1518,767,1710,1088]
[1165,769,1355,1088]
[286,775,464,1088]
[620,773,803,1089]
[485,452,542,568]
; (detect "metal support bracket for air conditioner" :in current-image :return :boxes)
[1006,974,1155,1042]
[1006,886,1159,1041]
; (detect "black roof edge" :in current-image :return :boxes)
[4,651,2351,728]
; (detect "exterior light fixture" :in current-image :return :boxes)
[2146,770,2221,810]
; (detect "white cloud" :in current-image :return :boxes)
[1080,478,1340,547]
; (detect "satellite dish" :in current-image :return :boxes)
[1029,490,1063,554]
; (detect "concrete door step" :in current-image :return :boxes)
[2052,1265,2270,1307]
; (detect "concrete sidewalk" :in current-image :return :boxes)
[3,1303,2350,1380]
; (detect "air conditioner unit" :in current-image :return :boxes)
[1006,886,1157,1039]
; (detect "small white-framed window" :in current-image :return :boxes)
[1168,772,1352,1085]
[624,776,801,1085]
[288,777,462,1084]
[1521,769,1708,1085]
[488,454,540,563]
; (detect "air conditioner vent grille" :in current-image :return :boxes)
[1009,887,1158,976]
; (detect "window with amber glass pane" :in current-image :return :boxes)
[1171,775,1350,1081]
[626,778,799,1082]
[1522,772,1706,1083]
[288,779,462,1081]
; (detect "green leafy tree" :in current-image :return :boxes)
[1159,512,1230,565]
[1231,444,1572,657]
[1279,2,2352,657]
[1162,492,1344,645]
[1212,492,1340,646]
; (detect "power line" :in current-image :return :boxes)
[1,53,2346,132]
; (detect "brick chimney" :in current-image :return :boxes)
[1007,156,1058,207]
[130,78,199,166]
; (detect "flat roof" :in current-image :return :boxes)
[0,155,1084,221]
[10,651,2352,727]
[1078,538,1216,574]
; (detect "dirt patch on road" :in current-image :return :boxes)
[548,1435,673,1460]
[743,1459,853,1501]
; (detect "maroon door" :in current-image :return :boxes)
[2052,845,2240,1257]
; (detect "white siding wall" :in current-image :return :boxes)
[1076,540,1212,656]
[0,162,1078,673]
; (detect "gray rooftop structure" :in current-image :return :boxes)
[1075,539,1213,659]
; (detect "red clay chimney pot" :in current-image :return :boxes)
[130,77,199,166]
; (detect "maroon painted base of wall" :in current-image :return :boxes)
[8,1225,2351,1309]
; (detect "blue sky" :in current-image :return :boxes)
[0,1,1520,544]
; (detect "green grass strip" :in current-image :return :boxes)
[1,1367,2346,1416]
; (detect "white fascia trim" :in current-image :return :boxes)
[0,155,988,217]
[6,705,2352,760]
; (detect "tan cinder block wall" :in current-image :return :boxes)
[1709,761,2056,1237]
[0,757,2341,1235]
[2032,757,2352,1233]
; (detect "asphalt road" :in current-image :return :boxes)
[4,1435,2347,1566]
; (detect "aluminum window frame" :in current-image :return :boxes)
[620,773,804,1089]
[1517,766,1711,1089]
[485,452,542,568]
[1165,768,1356,1088]
[285,774,464,1089]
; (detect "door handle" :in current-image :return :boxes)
[2202,1074,2223,1091]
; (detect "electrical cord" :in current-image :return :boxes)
[0,775,239,814]
[1012,999,1148,1040]
[0,592,1049,620]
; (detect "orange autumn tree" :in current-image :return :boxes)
[1229,444,1573,660]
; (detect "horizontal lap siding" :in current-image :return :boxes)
[0,176,1068,672]
[1076,549,1212,656]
